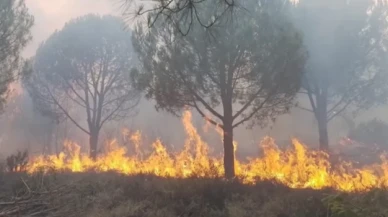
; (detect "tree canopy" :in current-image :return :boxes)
[132,0,306,178]
[0,0,34,111]
[24,14,140,159]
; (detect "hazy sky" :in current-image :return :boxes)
[24,0,119,57]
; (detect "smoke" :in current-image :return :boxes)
[1,0,387,157]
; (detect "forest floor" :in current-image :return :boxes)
[0,172,387,217]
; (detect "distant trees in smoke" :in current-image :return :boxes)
[0,0,33,111]
[0,0,386,180]
[0,0,34,155]
[293,0,388,150]
[24,15,140,159]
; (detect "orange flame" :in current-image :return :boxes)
[27,111,388,192]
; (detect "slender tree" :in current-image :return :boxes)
[132,0,306,178]
[24,15,140,159]
[293,0,388,150]
[0,0,34,111]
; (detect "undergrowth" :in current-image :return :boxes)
[0,172,387,217]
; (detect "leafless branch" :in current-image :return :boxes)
[232,92,275,129]
[120,0,239,36]
[232,86,265,121]
[46,87,90,135]
[295,104,314,113]
[191,100,223,128]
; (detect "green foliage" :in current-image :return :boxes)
[323,190,388,217]
[0,0,34,111]
[132,0,306,178]
[132,0,306,128]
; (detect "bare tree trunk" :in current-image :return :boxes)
[89,128,99,160]
[223,121,235,178]
[317,115,329,151]
[316,94,329,151]
[46,128,53,154]
[55,125,59,155]
[43,125,53,155]
[223,102,235,179]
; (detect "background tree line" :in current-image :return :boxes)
[1,0,388,178]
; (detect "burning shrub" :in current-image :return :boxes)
[330,119,388,165]
[6,150,28,172]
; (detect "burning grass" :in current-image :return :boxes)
[25,111,388,192]
[0,172,387,217]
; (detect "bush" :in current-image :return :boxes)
[323,190,388,217]
[348,119,388,149]
[6,150,28,172]
[337,119,388,165]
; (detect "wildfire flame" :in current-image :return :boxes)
[27,111,388,192]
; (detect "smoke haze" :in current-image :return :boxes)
[0,0,386,158]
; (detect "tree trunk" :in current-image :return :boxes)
[317,115,329,151]
[55,126,59,155]
[45,129,53,155]
[89,129,99,160]
[316,94,329,151]
[42,125,53,155]
[223,115,235,179]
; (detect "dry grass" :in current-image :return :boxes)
[0,171,387,217]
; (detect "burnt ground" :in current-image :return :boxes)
[0,172,387,217]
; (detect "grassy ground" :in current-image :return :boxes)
[0,172,387,217]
